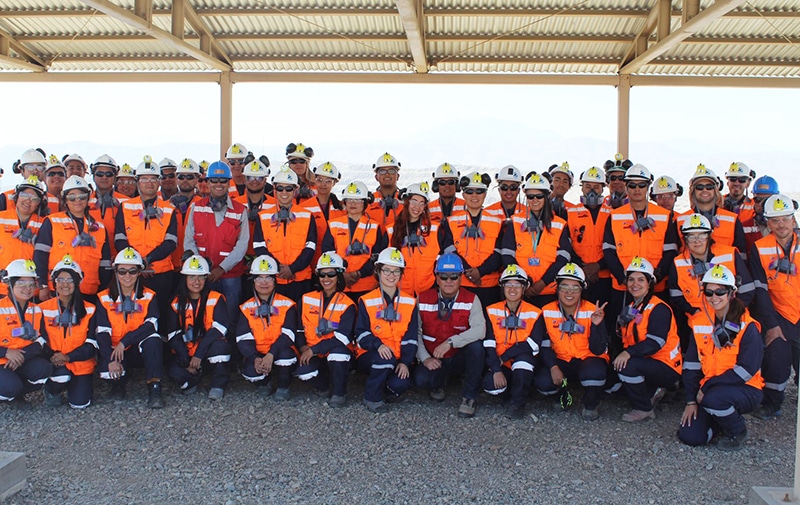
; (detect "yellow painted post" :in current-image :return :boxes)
[220,71,233,160]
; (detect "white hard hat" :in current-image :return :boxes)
[177,158,201,175]
[680,213,712,234]
[433,162,459,180]
[92,154,118,171]
[522,172,552,192]
[651,175,680,195]
[250,255,279,275]
[495,165,523,183]
[341,181,371,200]
[114,247,145,267]
[462,172,490,190]
[118,163,135,179]
[45,154,65,172]
[316,251,346,272]
[499,264,529,285]
[286,143,314,160]
[312,161,341,181]
[625,256,655,280]
[555,263,586,288]
[549,162,574,184]
[51,254,84,281]
[63,153,87,169]
[271,166,299,186]
[763,194,796,219]
[243,160,270,178]
[580,166,606,185]
[376,247,406,268]
[181,255,210,276]
[16,175,46,198]
[61,175,91,195]
[135,155,160,177]
[726,162,753,180]
[20,148,46,167]
[690,164,718,184]
[226,143,248,160]
[373,152,400,170]
[624,164,652,182]
[4,259,38,279]
[159,157,178,171]
[701,264,737,289]
[404,182,431,202]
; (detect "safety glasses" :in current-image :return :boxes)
[463,188,486,195]
[377,168,399,176]
[626,182,649,189]
[116,267,140,276]
[437,273,460,281]
[94,171,115,178]
[703,288,730,297]
[500,184,519,192]
[694,183,717,191]
[177,174,197,181]
[525,193,546,200]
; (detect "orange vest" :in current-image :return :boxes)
[386,222,441,296]
[484,201,526,223]
[448,210,503,288]
[45,193,61,214]
[609,202,672,291]
[235,193,273,257]
[542,300,609,363]
[329,214,380,293]
[119,198,177,274]
[485,300,542,368]
[88,191,129,258]
[169,195,198,270]
[755,233,800,324]
[300,197,342,267]
[673,244,738,310]
[677,208,739,249]
[620,299,682,374]
[40,298,96,376]
[190,198,246,278]
[169,291,224,357]
[239,294,296,355]
[0,297,43,366]
[429,196,465,223]
[257,205,314,284]
[301,291,355,348]
[566,204,611,279]
[97,288,157,347]
[0,210,42,297]
[509,213,567,295]
[358,288,416,359]
[47,212,107,295]
[366,190,403,230]
[689,311,764,389]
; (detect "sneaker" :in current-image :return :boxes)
[504,403,525,420]
[429,388,446,402]
[621,409,655,423]
[362,398,387,413]
[273,388,290,401]
[110,381,126,400]
[753,404,782,420]
[581,408,600,421]
[458,398,476,418]
[208,388,224,401]
[182,385,198,396]
[43,388,64,407]
[650,387,666,408]
[717,430,748,451]
[147,382,165,409]
[328,395,346,408]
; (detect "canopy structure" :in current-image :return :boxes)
[1,0,798,153]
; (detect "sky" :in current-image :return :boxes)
[1,80,798,197]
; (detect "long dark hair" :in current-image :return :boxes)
[108,271,145,300]
[391,200,431,249]
[312,271,346,293]
[53,269,88,322]
[724,296,746,325]
[175,275,211,332]
[528,193,554,232]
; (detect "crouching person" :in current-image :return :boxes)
[237,255,298,401]
[166,256,231,400]
[96,247,165,408]
[41,256,97,408]
[482,265,545,419]
[355,247,419,413]
[298,252,356,408]
[679,265,763,450]
[415,253,485,418]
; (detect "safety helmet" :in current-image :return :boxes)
[434,253,464,274]
[159,157,178,172]
[763,194,796,219]
[61,175,91,195]
[51,254,84,281]
[373,152,400,170]
[114,247,144,267]
[549,162,574,185]
[316,251,346,272]
[522,172,552,193]
[226,143,248,160]
[118,163,135,179]
[341,181,371,200]
[243,160,270,178]
[286,143,314,161]
[462,172,490,190]
[625,256,655,280]
[404,182,431,202]
[4,259,38,279]
[701,264,737,289]
[495,165,523,183]
[499,264,529,285]
[20,148,46,167]
[312,161,341,181]
[250,254,279,275]
[604,153,631,175]
[64,153,87,170]
[624,164,652,182]
[181,255,210,276]
[135,155,160,177]
[433,162,459,180]
[91,154,118,172]
[726,162,753,180]
[45,154,65,173]
[690,164,719,185]
[680,213,713,234]
[206,161,232,180]
[15,175,46,199]
[271,167,299,186]
[752,175,779,196]
[555,263,586,288]
[651,175,680,195]
[176,158,201,175]
[376,247,406,268]
[580,166,606,185]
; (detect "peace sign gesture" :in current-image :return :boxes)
[591,301,608,326]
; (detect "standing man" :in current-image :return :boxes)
[366,152,404,229]
[158,158,179,201]
[170,158,202,270]
[548,162,577,219]
[225,143,250,197]
[428,162,463,222]
[650,176,683,213]
[234,159,272,260]
[88,155,127,258]
[285,143,316,201]
[603,154,633,209]
[63,154,88,179]
[749,175,780,250]
[485,165,525,222]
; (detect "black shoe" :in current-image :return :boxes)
[13,395,32,411]
[753,404,782,420]
[717,430,748,451]
[147,382,165,409]
[43,388,64,407]
[504,403,525,420]
[110,381,127,400]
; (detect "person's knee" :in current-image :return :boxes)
[677,425,711,447]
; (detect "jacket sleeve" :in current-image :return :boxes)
[701,322,764,392]
[355,299,382,352]
[94,302,113,363]
[236,312,257,359]
[500,222,517,266]
[358,226,384,278]
[320,229,335,255]
[625,303,672,358]
[588,320,609,356]
[681,332,703,403]
[668,261,698,317]
[114,208,129,253]
[748,244,780,330]
[183,205,198,255]
[602,217,626,284]
[166,303,191,366]
[194,297,229,361]
[120,296,160,349]
[541,226,572,285]
[252,218,268,257]
[656,217,680,282]
[734,254,755,307]
[288,217,316,274]
[733,220,747,261]
[98,235,113,290]
[32,217,53,285]
[144,211,178,263]
[269,305,298,355]
[310,304,356,356]
[399,305,419,366]
[483,308,503,373]
[449,297,486,348]
[537,321,558,370]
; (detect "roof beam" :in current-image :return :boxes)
[183,0,232,67]
[395,0,427,73]
[77,0,230,71]
[0,27,46,71]
[619,0,662,69]
[620,0,749,74]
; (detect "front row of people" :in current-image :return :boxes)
[0,247,764,450]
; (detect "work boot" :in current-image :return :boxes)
[273,388,290,401]
[147,382,165,409]
[621,409,655,422]
[109,381,127,400]
[753,404,782,420]
[13,395,32,411]
[362,398,387,413]
[328,395,346,408]
[182,385,198,396]
[208,388,224,401]
[504,403,525,420]
[458,397,476,418]
[581,408,600,421]
[43,388,64,407]
[717,430,748,451]
[429,388,446,402]
[650,387,666,408]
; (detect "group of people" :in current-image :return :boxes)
[0,144,796,452]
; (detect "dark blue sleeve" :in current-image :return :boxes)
[33,217,53,285]
[701,322,764,391]
[355,299,382,352]
[603,217,625,284]
[748,244,780,329]
[399,305,419,366]
[625,303,672,358]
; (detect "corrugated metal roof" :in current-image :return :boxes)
[0,0,797,80]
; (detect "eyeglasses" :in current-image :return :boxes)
[684,233,709,242]
[207,178,228,185]
[54,278,75,284]
[380,268,402,277]
[274,185,296,193]
[246,176,266,182]
[160,173,176,180]
[228,160,245,166]
[254,275,275,282]
[463,188,486,195]
[317,271,339,278]
[503,281,523,289]
[694,183,717,191]
[626,182,649,189]
[437,273,460,281]
[407,198,426,208]
[525,193,546,200]
[289,159,307,165]
[703,288,730,297]
[116,267,140,276]
[25,164,46,172]
[728,177,749,184]
[117,179,136,185]
[17,193,41,203]
[94,171,115,178]
[377,168,398,176]
[47,171,65,178]
[500,184,519,192]
[14,280,36,288]
[177,174,197,181]
[558,284,582,293]
[315,177,335,185]
[138,177,159,184]
[608,175,625,182]
[768,215,794,225]
[437,179,456,186]
[65,193,89,202]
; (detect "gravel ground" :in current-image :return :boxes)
[2,371,796,505]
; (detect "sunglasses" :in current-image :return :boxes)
[207,178,228,185]
[65,193,89,202]
[753,196,767,204]
[463,188,487,195]
[317,271,339,278]
[228,160,245,165]
[437,179,456,186]
[377,168,399,176]
[703,288,730,297]
[94,171,115,178]
[288,159,307,165]
[160,173,176,180]
[116,267,140,276]
[17,193,42,203]
[274,185,296,193]
[500,184,519,192]
[437,273,460,281]
[728,177,749,184]
[525,193,546,200]
[694,183,717,191]
[47,171,66,178]
[608,175,625,182]
[626,182,649,189]
[177,174,197,181]
[246,176,266,182]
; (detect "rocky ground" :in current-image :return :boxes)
[2,372,796,505]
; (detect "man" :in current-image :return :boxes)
[723,161,756,216]
[650,175,683,213]
[43,155,66,213]
[366,152,404,229]
[63,153,88,178]
[87,154,128,257]
[548,162,577,219]
[115,163,138,198]
[234,159,272,260]
[484,165,524,222]
[428,162,464,222]
[749,194,800,420]
[414,253,485,418]
[285,143,316,202]
[603,153,633,209]
[303,161,344,266]
[158,158,179,200]
[748,175,780,251]
[170,158,202,270]
[225,143,250,197]
[1,149,47,211]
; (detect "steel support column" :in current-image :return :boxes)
[617,74,631,158]
[220,71,232,159]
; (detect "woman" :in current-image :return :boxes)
[355,247,419,413]
[679,265,763,450]
[40,255,97,409]
[503,171,572,307]
[303,162,345,266]
[482,265,545,420]
[613,257,683,422]
[236,255,299,401]
[387,182,444,296]
[166,255,231,400]
[0,176,48,298]
[95,247,164,408]
[534,263,609,421]
[0,259,51,408]
[325,181,386,302]
[34,175,111,301]
[298,251,356,407]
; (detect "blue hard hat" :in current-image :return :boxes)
[435,253,464,273]
[753,175,779,196]
[207,161,232,180]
